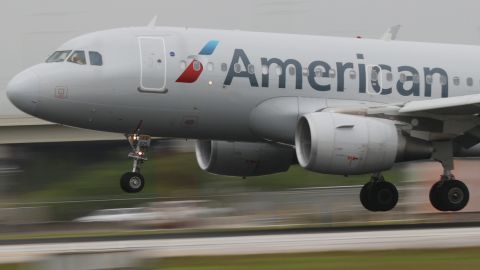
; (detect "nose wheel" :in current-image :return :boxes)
[120,131,151,193]
[120,172,145,193]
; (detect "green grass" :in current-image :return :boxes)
[0,265,21,270]
[2,248,479,270]
[150,248,480,270]
[20,152,406,201]
[11,151,406,220]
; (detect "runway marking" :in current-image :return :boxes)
[0,227,480,262]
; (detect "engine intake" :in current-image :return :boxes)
[295,112,432,175]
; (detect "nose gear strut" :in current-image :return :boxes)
[120,121,151,193]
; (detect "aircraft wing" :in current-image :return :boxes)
[362,94,480,149]
[397,94,480,115]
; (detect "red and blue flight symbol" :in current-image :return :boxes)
[176,40,219,83]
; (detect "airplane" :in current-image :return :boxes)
[6,25,480,213]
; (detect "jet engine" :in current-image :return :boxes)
[295,112,433,175]
[195,140,295,177]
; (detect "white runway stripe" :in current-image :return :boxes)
[0,226,479,261]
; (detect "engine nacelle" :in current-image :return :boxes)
[295,112,433,175]
[195,140,295,177]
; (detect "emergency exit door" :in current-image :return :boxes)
[138,37,167,93]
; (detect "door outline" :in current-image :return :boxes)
[138,36,168,93]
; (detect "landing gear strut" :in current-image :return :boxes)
[120,130,151,193]
[429,141,469,211]
[360,174,398,212]
[360,141,471,212]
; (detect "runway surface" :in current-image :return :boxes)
[1,225,480,263]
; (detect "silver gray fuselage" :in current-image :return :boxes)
[8,27,480,144]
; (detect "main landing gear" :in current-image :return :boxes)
[429,141,469,212]
[360,174,398,212]
[120,132,151,193]
[360,141,470,212]
[429,176,469,212]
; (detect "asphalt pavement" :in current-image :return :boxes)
[1,223,480,263]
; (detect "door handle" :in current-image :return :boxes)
[137,86,168,93]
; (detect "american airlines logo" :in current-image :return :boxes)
[177,43,450,98]
[224,49,450,98]
[176,40,219,83]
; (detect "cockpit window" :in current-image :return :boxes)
[67,51,86,65]
[46,50,72,63]
[89,51,103,66]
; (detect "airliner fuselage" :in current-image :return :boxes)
[7,27,480,142]
[7,26,480,212]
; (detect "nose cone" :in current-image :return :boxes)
[6,69,40,115]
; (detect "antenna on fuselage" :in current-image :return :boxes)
[381,25,402,41]
[147,15,158,28]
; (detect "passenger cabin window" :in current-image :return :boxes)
[207,62,214,72]
[302,68,308,76]
[453,76,460,86]
[370,69,378,81]
[89,51,103,66]
[68,51,86,65]
[275,66,283,76]
[261,65,269,75]
[46,50,72,63]
[234,63,242,73]
[413,74,420,84]
[440,75,448,86]
[180,60,187,70]
[467,77,474,87]
[426,75,433,85]
[193,60,201,71]
[386,72,393,82]
[349,70,357,80]
[221,63,228,72]
[329,69,337,78]
[248,64,255,74]
[288,66,295,76]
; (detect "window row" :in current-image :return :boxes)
[181,60,476,87]
[46,50,103,66]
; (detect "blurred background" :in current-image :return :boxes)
[1,0,480,269]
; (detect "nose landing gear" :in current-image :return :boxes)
[120,171,145,193]
[120,133,151,193]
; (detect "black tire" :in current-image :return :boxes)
[367,181,399,212]
[438,180,469,212]
[429,181,444,211]
[360,181,398,212]
[360,182,375,211]
[120,172,145,193]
